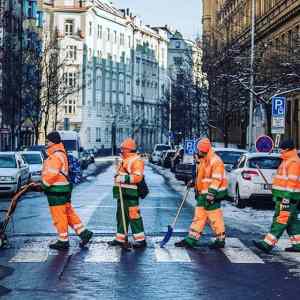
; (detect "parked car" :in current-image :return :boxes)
[161,150,176,168]
[79,150,92,170]
[175,161,194,184]
[25,145,47,159]
[150,144,171,164]
[21,151,43,182]
[214,148,247,172]
[0,152,31,194]
[158,150,168,166]
[171,148,184,172]
[227,152,281,208]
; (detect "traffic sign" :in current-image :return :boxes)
[255,135,274,153]
[184,140,195,155]
[271,96,286,134]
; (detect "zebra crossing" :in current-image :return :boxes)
[4,237,300,268]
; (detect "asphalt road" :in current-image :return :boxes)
[1,158,300,300]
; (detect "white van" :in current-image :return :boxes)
[58,131,81,159]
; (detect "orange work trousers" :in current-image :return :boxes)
[49,203,85,241]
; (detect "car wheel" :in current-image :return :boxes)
[234,186,246,209]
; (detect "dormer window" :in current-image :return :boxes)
[65,19,74,36]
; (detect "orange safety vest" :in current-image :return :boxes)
[42,143,69,188]
[195,149,228,197]
[272,149,300,200]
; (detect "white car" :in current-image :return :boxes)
[0,152,31,194]
[214,148,247,172]
[21,151,43,182]
[228,152,281,208]
[150,144,171,163]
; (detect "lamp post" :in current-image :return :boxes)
[166,75,172,146]
[248,0,256,150]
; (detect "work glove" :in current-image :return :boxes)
[115,175,126,184]
[206,192,215,204]
[28,182,43,193]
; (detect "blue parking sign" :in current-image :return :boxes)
[272,96,286,117]
[184,140,195,155]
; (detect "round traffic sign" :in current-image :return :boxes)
[255,135,274,153]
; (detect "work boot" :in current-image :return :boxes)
[285,247,300,253]
[209,240,225,249]
[79,229,93,247]
[49,240,70,251]
[174,239,194,248]
[133,240,147,249]
[252,240,272,254]
[107,239,124,247]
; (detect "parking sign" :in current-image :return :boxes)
[184,140,195,155]
[272,96,286,134]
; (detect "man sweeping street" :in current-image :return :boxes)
[34,131,93,250]
[175,138,228,249]
[253,139,300,253]
[108,138,147,249]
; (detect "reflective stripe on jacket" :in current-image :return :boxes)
[195,149,228,198]
[272,149,300,200]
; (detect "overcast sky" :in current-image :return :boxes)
[112,0,202,40]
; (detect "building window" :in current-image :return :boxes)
[89,21,92,36]
[175,41,181,48]
[128,36,131,48]
[66,45,77,60]
[64,99,76,114]
[65,19,74,36]
[96,128,101,142]
[64,72,77,88]
[96,103,101,116]
[27,1,36,19]
[87,127,91,143]
[120,33,125,45]
[96,69,102,90]
[114,31,117,43]
[98,25,102,39]
[105,128,109,144]
[106,28,110,41]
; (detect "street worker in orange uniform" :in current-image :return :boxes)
[108,138,147,249]
[254,139,300,253]
[175,138,228,249]
[39,131,93,250]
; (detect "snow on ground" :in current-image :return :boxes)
[150,163,274,235]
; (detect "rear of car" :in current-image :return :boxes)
[150,144,171,164]
[228,153,281,208]
[161,150,176,168]
[214,148,247,172]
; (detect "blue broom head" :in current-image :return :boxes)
[160,225,173,248]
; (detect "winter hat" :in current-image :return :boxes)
[280,139,295,150]
[197,138,211,153]
[47,131,61,144]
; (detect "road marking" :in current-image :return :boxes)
[221,238,264,264]
[9,242,49,263]
[84,243,121,263]
[154,244,191,262]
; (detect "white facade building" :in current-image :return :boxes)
[43,0,169,153]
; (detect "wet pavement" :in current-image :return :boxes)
[1,158,300,299]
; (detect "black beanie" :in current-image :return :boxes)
[47,131,61,144]
[280,139,295,150]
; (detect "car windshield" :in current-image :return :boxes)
[21,154,42,165]
[63,140,77,151]
[216,151,245,165]
[0,155,17,168]
[248,157,281,169]
[155,145,171,152]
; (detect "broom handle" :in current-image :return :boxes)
[118,183,128,238]
[171,187,190,228]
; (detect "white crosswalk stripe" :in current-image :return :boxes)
[6,237,298,265]
[221,238,264,264]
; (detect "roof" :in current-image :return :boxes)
[95,0,124,18]
[214,148,247,153]
[243,152,280,158]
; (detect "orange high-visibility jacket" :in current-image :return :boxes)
[117,153,144,185]
[42,143,69,188]
[195,149,228,198]
[272,149,300,200]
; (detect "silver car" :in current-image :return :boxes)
[0,152,30,194]
[21,151,43,182]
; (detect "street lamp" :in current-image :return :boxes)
[166,75,172,146]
